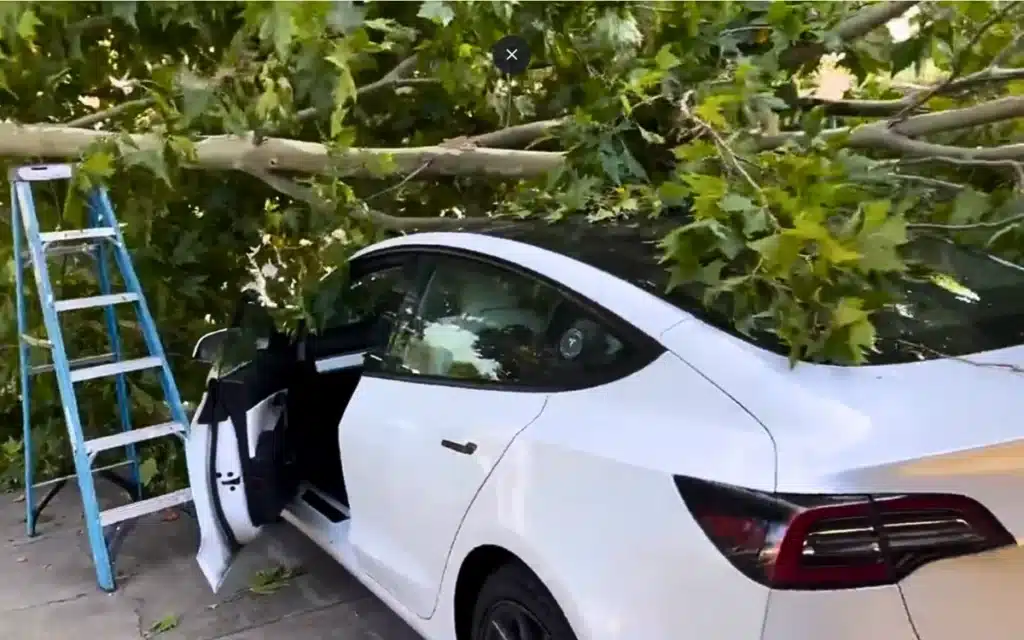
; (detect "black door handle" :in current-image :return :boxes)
[441,439,477,455]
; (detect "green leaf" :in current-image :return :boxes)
[950,188,990,225]
[139,458,158,487]
[832,297,868,328]
[79,151,116,180]
[417,1,455,26]
[719,193,756,213]
[122,147,171,186]
[845,317,877,361]
[148,614,179,635]
[654,45,680,70]
[259,3,295,58]
[16,9,42,41]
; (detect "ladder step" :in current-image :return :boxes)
[31,459,134,490]
[71,356,162,382]
[85,421,187,457]
[22,242,98,260]
[99,488,192,527]
[55,293,139,312]
[40,228,116,244]
[31,352,114,375]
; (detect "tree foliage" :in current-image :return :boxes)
[2,0,1024,487]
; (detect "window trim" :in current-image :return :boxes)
[353,245,666,393]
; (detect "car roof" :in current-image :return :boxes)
[355,219,693,338]
[474,219,676,301]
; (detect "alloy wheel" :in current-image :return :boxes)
[479,599,552,640]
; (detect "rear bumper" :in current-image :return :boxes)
[762,544,1024,640]
[761,585,916,640]
[898,543,1024,640]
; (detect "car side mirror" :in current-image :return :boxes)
[192,328,234,363]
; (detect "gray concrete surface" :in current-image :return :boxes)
[1,482,421,639]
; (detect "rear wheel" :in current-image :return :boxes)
[471,562,578,640]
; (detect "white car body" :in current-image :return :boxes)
[184,224,1024,640]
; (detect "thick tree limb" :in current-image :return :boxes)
[469,119,565,148]
[888,96,1024,137]
[783,1,920,68]
[802,98,921,116]
[833,1,921,41]
[0,122,565,178]
[850,127,1024,160]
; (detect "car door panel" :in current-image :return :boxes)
[186,348,296,591]
[187,256,424,593]
[341,374,547,617]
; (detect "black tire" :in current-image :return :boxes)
[470,561,578,640]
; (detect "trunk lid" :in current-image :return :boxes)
[663,320,1024,539]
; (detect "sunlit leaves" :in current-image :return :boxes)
[417,1,455,27]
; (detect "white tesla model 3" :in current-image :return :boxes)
[184,221,1024,640]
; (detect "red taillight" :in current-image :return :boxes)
[674,476,1015,590]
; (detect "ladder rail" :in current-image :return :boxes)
[92,218,141,497]
[90,189,191,435]
[13,180,116,590]
[12,182,35,538]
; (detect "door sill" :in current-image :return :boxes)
[297,482,350,519]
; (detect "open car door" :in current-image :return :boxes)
[184,297,299,591]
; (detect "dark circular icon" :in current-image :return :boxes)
[492,35,531,75]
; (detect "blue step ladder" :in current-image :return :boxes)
[10,164,193,592]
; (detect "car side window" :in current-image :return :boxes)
[320,262,417,331]
[375,256,634,388]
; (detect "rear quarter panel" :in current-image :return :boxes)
[437,352,776,640]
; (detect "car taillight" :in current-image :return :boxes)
[674,475,1015,590]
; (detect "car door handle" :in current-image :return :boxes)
[441,439,477,455]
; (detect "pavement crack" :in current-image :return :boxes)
[5,591,90,612]
[130,596,146,639]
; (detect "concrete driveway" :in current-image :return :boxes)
[1,484,420,639]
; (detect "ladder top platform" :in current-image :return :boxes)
[9,164,74,182]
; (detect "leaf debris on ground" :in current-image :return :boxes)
[248,564,303,595]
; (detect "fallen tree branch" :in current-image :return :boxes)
[907,211,1024,230]
[64,97,157,128]
[243,167,497,231]
[760,97,1024,157]
[887,95,1024,137]
[295,54,438,123]
[783,1,920,68]
[801,97,923,116]
[893,1,1024,120]
[889,174,967,190]
[833,1,921,41]
[850,126,1024,161]
[468,119,565,148]
[0,122,565,178]
[801,66,1024,116]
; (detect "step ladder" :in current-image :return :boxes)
[10,164,193,592]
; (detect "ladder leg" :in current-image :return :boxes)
[15,182,116,592]
[12,183,37,537]
[92,222,141,499]
[90,190,190,432]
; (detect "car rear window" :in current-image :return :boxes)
[870,237,1024,362]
